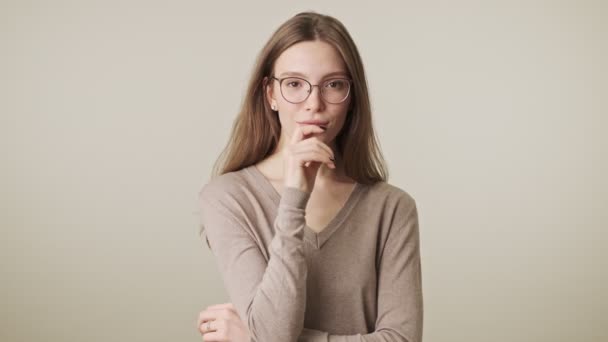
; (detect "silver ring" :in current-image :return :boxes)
[206,320,211,332]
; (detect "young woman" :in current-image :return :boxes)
[196,11,423,342]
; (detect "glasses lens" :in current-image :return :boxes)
[322,79,350,103]
[279,77,351,103]
[280,77,310,103]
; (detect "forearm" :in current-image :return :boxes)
[199,184,313,342]
[299,328,418,342]
[245,187,310,341]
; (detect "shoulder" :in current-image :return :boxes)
[196,169,255,250]
[197,168,258,234]
[198,168,250,207]
[197,168,263,227]
[363,181,418,227]
[366,181,416,209]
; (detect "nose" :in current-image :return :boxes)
[305,84,325,111]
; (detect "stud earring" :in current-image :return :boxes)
[271,105,277,111]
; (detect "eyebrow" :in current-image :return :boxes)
[278,71,349,78]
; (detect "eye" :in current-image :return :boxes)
[285,80,302,88]
[325,79,346,89]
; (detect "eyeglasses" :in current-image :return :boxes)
[270,76,352,104]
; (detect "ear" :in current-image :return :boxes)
[263,77,277,110]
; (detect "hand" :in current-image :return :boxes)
[283,124,336,193]
[197,303,251,342]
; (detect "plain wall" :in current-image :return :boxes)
[1,1,606,341]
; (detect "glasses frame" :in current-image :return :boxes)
[270,76,353,104]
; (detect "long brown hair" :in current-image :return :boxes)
[211,11,388,184]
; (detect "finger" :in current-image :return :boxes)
[315,140,335,161]
[204,307,239,323]
[198,318,216,335]
[294,150,336,169]
[304,160,334,169]
[291,124,325,145]
[206,303,236,312]
[290,124,303,145]
[296,138,335,161]
[197,309,220,327]
[201,331,222,342]
[292,142,335,164]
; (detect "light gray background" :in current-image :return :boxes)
[1,1,606,341]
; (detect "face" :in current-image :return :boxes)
[266,40,352,148]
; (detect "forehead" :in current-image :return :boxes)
[274,40,348,79]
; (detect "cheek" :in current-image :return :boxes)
[322,113,346,140]
[277,111,294,136]
[332,111,349,130]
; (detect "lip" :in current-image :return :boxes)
[297,120,329,128]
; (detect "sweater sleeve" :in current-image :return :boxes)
[297,202,423,342]
[198,185,311,342]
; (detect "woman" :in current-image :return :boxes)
[196,11,423,342]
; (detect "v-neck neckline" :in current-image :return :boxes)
[245,164,363,249]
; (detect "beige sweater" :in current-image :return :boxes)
[197,165,423,342]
